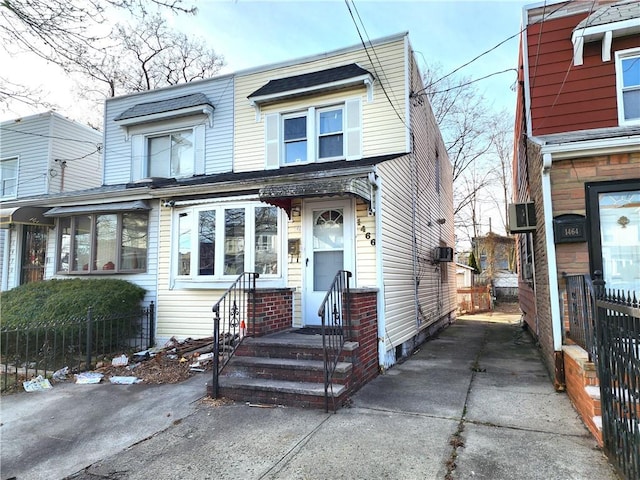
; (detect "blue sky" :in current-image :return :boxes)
[2,0,531,123]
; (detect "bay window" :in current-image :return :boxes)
[176,203,281,280]
[58,212,148,273]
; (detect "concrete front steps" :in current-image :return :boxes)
[214,330,358,409]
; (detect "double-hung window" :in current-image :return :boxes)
[616,48,640,125]
[318,107,344,160]
[58,212,148,273]
[281,106,344,164]
[0,157,18,199]
[283,115,307,164]
[148,130,194,178]
[175,203,281,280]
[265,98,360,169]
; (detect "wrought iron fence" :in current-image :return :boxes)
[594,288,639,480]
[318,270,352,413]
[210,272,258,398]
[1,303,154,392]
[563,273,597,362]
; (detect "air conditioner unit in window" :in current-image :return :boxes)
[507,202,536,233]
[434,246,454,263]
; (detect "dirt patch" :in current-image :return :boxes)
[95,351,213,385]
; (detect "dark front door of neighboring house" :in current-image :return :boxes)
[586,179,640,293]
[20,225,47,285]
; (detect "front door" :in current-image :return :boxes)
[303,199,354,325]
[586,181,640,293]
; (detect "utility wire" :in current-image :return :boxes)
[413,0,578,97]
[0,125,101,145]
[344,0,409,130]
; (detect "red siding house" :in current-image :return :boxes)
[512,0,639,448]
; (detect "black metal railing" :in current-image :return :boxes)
[210,272,259,398]
[593,287,639,480]
[563,273,597,361]
[1,303,154,392]
[318,270,352,413]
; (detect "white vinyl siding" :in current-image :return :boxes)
[234,36,408,173]
[103,76,234,185]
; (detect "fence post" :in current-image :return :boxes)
[148,301,156,349]
[212,309,220,398]
[86,306,93,369]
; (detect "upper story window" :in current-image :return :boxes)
[148,130,194,178]
[175,202,282,281]
[615,48,640,125]
[265,98,360,169]
[318,107,344,160]
[57,211,149,274]
[0,157,18,199]
[283,114,307,164]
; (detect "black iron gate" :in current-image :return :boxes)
[593,289,640,480]
[564,274,639,480]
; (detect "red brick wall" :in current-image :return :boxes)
[249,288,294,337]
[563,346,602,446]
[349,289,380,387]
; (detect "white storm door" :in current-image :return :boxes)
[303,200,354,326]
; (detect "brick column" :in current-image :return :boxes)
[249,288,294,337]
[348,288,379,388]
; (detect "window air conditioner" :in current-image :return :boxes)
[434,246,454,263]
[507,202,536,233]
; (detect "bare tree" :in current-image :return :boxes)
[486,112,514,233]
[0,0,223,118]
[421,63,504,249]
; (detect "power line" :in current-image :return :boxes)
[0,125,101,146]
[413,0,578,97]
[428,68,518,95]
[343,0,409,130]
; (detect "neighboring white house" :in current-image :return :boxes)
[0,112,102,291]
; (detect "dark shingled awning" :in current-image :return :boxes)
[114,93,213,122]
[259,177,372,218]
[249,64,373,100]
[0,207,53,228]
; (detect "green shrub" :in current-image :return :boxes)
[0,279,146,329]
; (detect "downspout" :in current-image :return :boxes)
[372,167,387,371]
[542,152,562,352]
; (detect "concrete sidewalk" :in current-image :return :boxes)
[2,316,619,480]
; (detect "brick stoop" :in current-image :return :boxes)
[562,345,603,446]
[210,330,358,408]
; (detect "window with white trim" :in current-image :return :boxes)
[148,130,194,178]
[57,212,149,274]
[175,203,282,279]
[264,97,361,169]
[0,157,18,199]
[129,119,205,181]
[615,48,640,125]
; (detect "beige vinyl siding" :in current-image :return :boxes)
[377,156,418,349]
[287,199,303,327]
[354,198,377,288]
[408,51,456,326]
[234,36,408,173]
[376,47,456,355]
[155,204,222,340]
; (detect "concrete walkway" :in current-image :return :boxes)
[1,315,619,480]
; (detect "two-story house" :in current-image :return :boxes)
[18,33,455,405]
[0,112,102,291]
[513,0,639,452]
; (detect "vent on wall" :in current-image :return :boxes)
[507,202,536,233]
[434,246,454,263]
